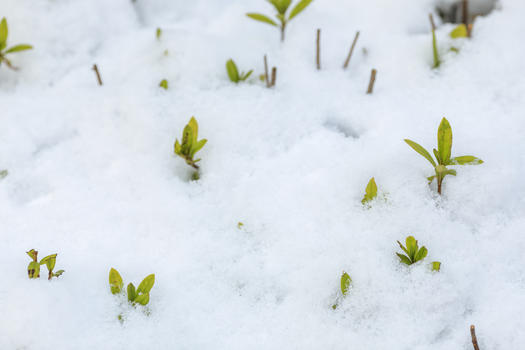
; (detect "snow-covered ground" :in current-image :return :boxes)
[1,0,524,349]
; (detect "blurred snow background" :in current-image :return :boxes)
[0,0,524,349]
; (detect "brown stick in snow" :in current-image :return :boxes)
[343,31,360,69]
[470,325,480,350]
[462,0,469,30]
[366,68,377,94]
[270,67,277,87]
[92,64,103,86]
[316,29,321,70]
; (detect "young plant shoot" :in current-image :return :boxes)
[174,117,207,174]
[109,268,155,306]
[159,79,168,90]
[0,169,7,179]
[361,177,378,205]
[404,117,482,195]
[396,236,427,265]
[247,0,314,42]
[0,17,33,70]
[429,14,440,69]
[26,249,64,280]
[226,59,253,83]
[332,272,352,309]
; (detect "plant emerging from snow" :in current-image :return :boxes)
[109,268,155,306]
[174,117,207,171]
[247,0,314,42]
[26,249,64,280]
[361,177,377,205]
[0,17,32,70]
[226,59,253,83]
[332,271,352,309]
[396,236,428,265]
[404,118,483,195]
[0,169,7,179]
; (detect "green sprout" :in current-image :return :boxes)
[0,169,7,179]
[0,17,33,70]
[247,0,314,42]
[332,271,352,309]
[226,59,253,83]
[174,117,207,172]
[156,28,162,41]
[396,236,428,265]
[361,177,377,205]
[26,249,64,280]
[159,79,168,90]
[109,268,155,306]
[404,118,483,195]
[450,24,468,38]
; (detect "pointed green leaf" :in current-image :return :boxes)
[445,169,457,176]
[269,0,292,14]
[28,261,40,278]
[397,240,409,256]
[361,177,378,204]
[226,59,239,83]
[240,70,253,81]
[181,124,193,156]
[427,175,436,183]
[431,261,441,271]
[340,272,352,296]
[405,236,418,261]
[396,253,412,265]
[40,254,57,272]
[450,24,468,38]
[174,139,181,156]
[137,274,155,294]
[4,44,32,54]
[0,18,7,49]
[404,139,436,167]
[414,246,428,262]
[109,268,124,294]
[449,156,483,165]
[192,139,207,157]
[437,118,452,165]
[135,293,150,305]
[432,28,440,69]
[246,13,278,26]
[288,0,313,20]
[127,283,136,302]
[53,270,65,277]
[26,249,38,261]
[433,149,442,165]
[188,117,199,142]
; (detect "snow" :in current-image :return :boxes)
[1,0,524,349]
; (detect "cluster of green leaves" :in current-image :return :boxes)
[226,59,253,83]
[26,249,64,280]
[247,0,314,41]
[159,79,168,90]
[361,177,377,205]
[0,17,32,70]
[396,236,441,271]
[332,272,352,309]
[405,118,482,195]
[174,117,207,171]
[109,268,155,306]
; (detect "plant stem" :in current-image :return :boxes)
[343,31,360,69]
[264,55,270,88]
[271,67,277,87]
[280,21,286,42]
[437,177,443,195]
[470,325,480,350]
[462,0,469,29]
[428,13,436,31]
[316,29,321,70]
[366,68,377,94]
[92,64,103,86]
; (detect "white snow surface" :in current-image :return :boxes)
[1,0,525,349]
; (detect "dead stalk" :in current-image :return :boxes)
[343,31,360,69]
[270,67,277,87]
[366,68,377,94]
[429,13,436,31]
[92,64,103,86]
[470,325,480,350]
[316,29,321,70]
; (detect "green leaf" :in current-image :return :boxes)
[405,236,418,261]
[159,79,168,90]
[53,270,65,277]
[4,44,32,54]
[156,27,162,40]
[188,117,199,143]
[137,274,155,294]
[269,0,292,15]
[240,70,253,81]
[246,13,278,26]
[40,254,57,272]
[433,149,441,165]
[361,177,378,204]
[396,253,412,265]
[174,139,181,156]
[340,272,352,296]
[404,139,436,167]
[226,59,239,83]
[109,268,124,295]
[449,156,483,165]
[431,261,441,272]
[192,139,207,157]
[414,246,428,262]
[28,261,40,278]
[437,118,452,165]
[445,169,457,176]
[135,293,150,305]
[427,175,436,183]
[0,18,7,49]
[127,283,136,302]
[450,24,468,38]
[181,124,194,157]
[431,28,440,69]
[26,249,38,261]
[397,240,409,256]
[288,0,313,20]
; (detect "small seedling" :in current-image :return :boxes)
[0,17,33,70]
[431,261,441,272]
[226,59,253,83]
[0,169,7,179]
[237,222,244,229]
[332,271,352,309]
[156,28,162,40]
[247,0,314,42]
[404,117,483,195]
[361,177,377,205]
[159,79,168,90]
[109,268,155,306]
[174,117,207,173]
[396,236,428,265]
[26,249,64,280]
